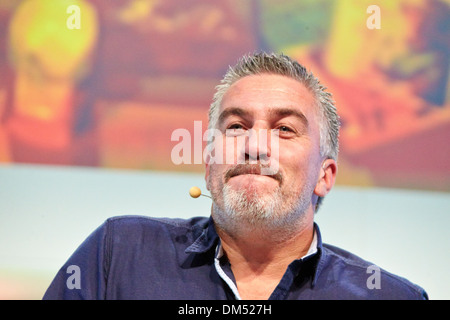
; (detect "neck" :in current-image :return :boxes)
[215,214,315,300]
[217,214,315,267]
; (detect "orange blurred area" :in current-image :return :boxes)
[97,101,209,172]
[0,0,448,190]
[0,0,449,301]
[0,270,53,300]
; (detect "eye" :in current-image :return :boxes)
[274,125,297,138]
[277,125,296,134]
[228,123,244,130]
[279,126,293,132]
[225,123,246,136]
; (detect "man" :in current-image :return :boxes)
[43,52,427,300]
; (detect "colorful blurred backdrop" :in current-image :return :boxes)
[0,0,449,299]
[1,0,449,190]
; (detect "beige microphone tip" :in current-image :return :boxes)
[189,186,202,198]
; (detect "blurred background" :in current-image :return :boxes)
[0,0,449,299]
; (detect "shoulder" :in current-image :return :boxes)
[98,215,211,275]
[103,215,210,239]
[105,215,209,229]
[319,243,428,300]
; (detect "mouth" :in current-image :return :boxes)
[225,164,282,184]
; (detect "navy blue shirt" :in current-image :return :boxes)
[43,215,428,300]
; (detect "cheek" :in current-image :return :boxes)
[224,135,246,164]
[208,135,244,166]
[207,164,226,191]
[278,144,308,170]
[206,171,211,190]
[278,146,320,185]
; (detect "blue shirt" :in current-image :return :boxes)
[43,215,428,300]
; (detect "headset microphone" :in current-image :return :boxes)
[189,186,211,199]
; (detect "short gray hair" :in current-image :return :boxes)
[208,51,340,161]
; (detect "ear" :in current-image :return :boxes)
[314,159,337,198]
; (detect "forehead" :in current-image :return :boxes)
[220,74,318,119]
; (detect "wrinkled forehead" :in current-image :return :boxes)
[217,74,320,127]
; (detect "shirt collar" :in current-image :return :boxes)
[184,216,325,288]
[304,227,318,259]
[184,216,219,254]
[214,227,319,260]
[309,223,324,287]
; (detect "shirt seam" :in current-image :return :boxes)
[106,214,205,231]
[103,219,113,299]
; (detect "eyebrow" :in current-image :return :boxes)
[217,107,251,126]
[217,106,309,128]
[268,107,309,128]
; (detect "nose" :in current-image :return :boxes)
[245,128,272,164]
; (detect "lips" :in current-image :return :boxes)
[225,164,282,183]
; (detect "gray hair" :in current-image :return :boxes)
[208,51,340,161]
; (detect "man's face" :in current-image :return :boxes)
[205,74,327,235]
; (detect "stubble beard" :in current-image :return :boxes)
[210,166,315,243]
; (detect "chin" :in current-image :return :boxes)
[232,185,277,201]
